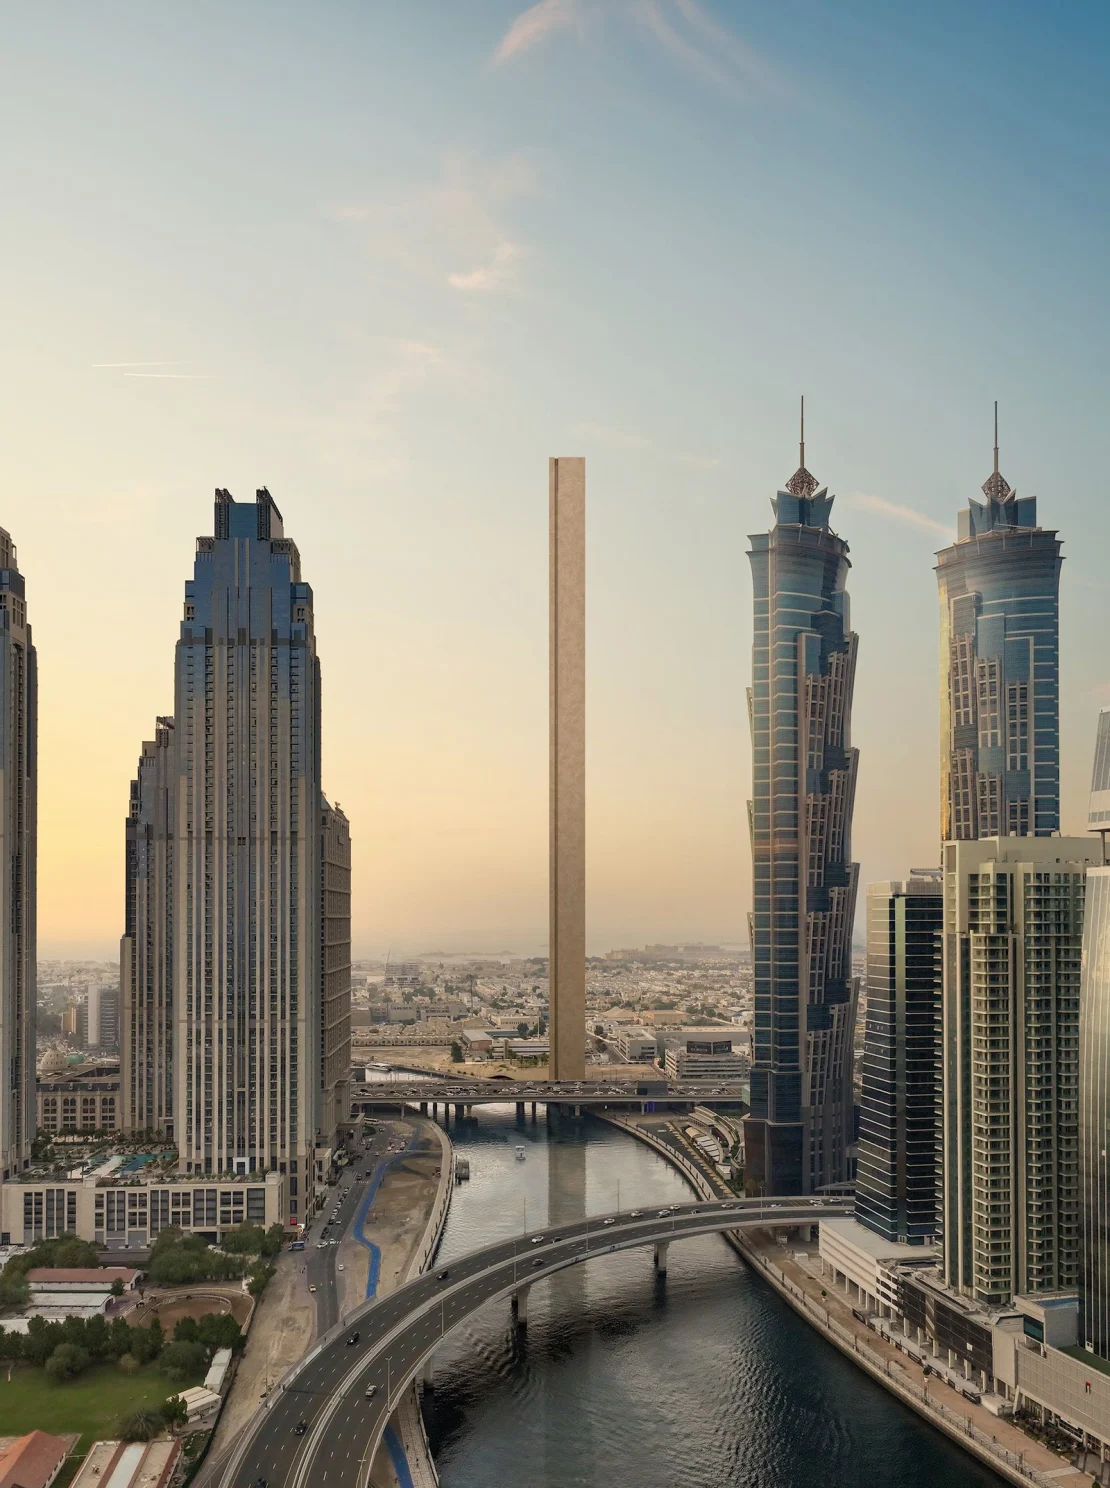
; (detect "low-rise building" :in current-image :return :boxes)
[25,1267,138,1292]
[0,1431,73,1488]
[37,1053,121,1135]
[663,1036,749,1081]
[70,1441,180,1488]
[0,1169,285,1248]
[613,1029,657,1064]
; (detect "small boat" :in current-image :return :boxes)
[515,1145,526,1161]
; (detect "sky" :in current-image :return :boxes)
[3,0,1110,959]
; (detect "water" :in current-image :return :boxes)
[422,1106,1002,1488]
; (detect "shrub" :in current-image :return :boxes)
[117,1353,139,1374]
[247,1262,275,1298]
[44,1343,90,1383]
[118,1406,163,1442]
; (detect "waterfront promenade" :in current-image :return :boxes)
[605,1111,1092,1488]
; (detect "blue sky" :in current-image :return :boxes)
[3,0,1109,955]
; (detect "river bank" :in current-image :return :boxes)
[604,1111,1090,1488]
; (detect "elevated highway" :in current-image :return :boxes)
[213,1195,851,1488]
[351,1077,748,1113]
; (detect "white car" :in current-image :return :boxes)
[530,1235,546,1245]
[337,1263,345,1271]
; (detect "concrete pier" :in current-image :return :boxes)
[653,1242,669,1275]
[512,1286,530,1327]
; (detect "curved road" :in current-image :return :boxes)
[219,1195,852,1488]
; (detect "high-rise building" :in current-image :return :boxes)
[78,985,118,1051]
[744,415,859,1195]
[0,530,35,1179]
[173,490,324,1219]
[319,801,351,1151]
[121,718,176,1136]
[935,409,1062,841]
[856,872,942,1244]
[941,836,1098,1305]
[1079,709,1110,1356]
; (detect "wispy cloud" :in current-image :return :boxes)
[93,360,213,381]
[493,0,784,99]
[92,361,183,368]
[494,0,583,63]
[573,420,654,449]
[675,451,722,470]
[846,490,952,540]
[333,153,534,296]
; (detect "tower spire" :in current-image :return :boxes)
[981,399,1012,502]
[785,394,819,498]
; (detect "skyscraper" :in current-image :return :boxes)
[856,872,942,1244]
[174,489,324,1219]
[319,800,351,1148]
[1079,709,1110,1356]
[121,718,176,1136]
[0,531,35,1180]
[744,414,859,1195]
[935,408,1062,841]
[941,836,1098,1304]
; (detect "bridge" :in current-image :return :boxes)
[350,1077,748,1115]
[213,1195,851,1488]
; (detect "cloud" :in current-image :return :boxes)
[494,0,583,63]
[448,239,522,292]
[846,490,953,540]
[493,0,784,99]
[674,451,722,470]
[333,153,534,296]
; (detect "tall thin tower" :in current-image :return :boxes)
[744,405,859,1195]
[936,405,1062,840]
[0,531,35,1180]
[549,457,586,1082]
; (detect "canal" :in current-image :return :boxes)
[420,1104,1002,1488]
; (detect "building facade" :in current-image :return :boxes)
[1080,708,1110,1357]
[941,837,1098,1305]
[173,490,323,1222]
[935,427,1062,842]
[745,435,860,1195]
[319,800,351,1153]
[856,872,943,1244]
[0,530,36,1180]
[121,719,176,1136]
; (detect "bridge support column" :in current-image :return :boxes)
[516,1102,525,1121]
[531,1102,537,1120]
[653,1242,669,1275]
[423,1355,435,1388]
[574,1104,581,1117]
[512,1286,530,1327]
[419,1102,427,1115]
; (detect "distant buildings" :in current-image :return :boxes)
[935,414,1062,841]
[940,836,1098,1304]
[856,873,942,1245]
[745,421,859,1195]
[663,1036,747,1082]
[0,529,36,1180]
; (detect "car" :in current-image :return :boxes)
[530,1235,545,1245]
[308,1284,317,1293]
[602,1218,616,1227]
[630,1210,643,1218]
[531,1256,544,1267]
[256,1479,268,1488]
[337,1263,345,1271]
[365,1384,378,1399]
[294,1420,308,1436]
[657,1209,671,1217]
[346,1331,360,1346]
[437,1268,449,1281]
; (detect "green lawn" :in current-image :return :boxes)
[0,1362,202,1451]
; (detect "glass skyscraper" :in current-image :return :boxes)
[0,531,35,1181]
[856,873,942,1244]
[1080,709,1110,1356]
[935,418,1062,841]
[744,435,859,1196]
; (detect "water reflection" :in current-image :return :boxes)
[422,1105,1002,1488]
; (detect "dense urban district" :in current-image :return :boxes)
[0,451,1105,1488]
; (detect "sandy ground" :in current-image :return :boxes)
[210,1251,315,1450]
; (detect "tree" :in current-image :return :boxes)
[158,1339,206,1382]
[130,1318,163,1366]
[162,1394,188,1434]
[0,1273,29,1309]
[260,1223,286,1259]
[517,1022,528,1038]
[449,1042,463,1064]
[593,1024,605,1038]
[110,1278,125,1298]
[118,1406,163,1442]
[45,1343,90,1382]
[117,1353,139,1375]
[196,1313,243,1351]
[247,1262,275,1297]
[173,1317,200,1344]
[220,1222,267,1255]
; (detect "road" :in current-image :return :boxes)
[351,1078,748,1110]
[302,1122,404,1334]
[218,1196,852,1488]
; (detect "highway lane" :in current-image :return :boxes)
[228,1196,852,1488]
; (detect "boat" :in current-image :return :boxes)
[515,1145,526,1161]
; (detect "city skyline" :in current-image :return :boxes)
[5,3,1110,960]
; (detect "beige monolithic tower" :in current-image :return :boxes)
[549,457,586,1082]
